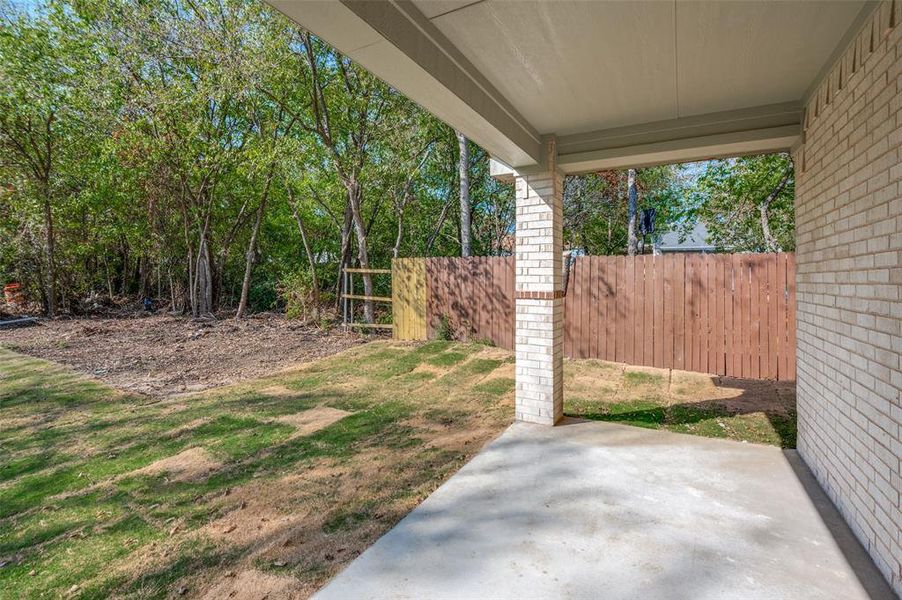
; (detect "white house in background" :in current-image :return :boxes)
[653,221,716,254]
[269,1,902,593]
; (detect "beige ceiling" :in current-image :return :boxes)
[269,0,871,169]
[414,0,865,135]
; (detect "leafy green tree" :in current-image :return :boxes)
[689,153,795,252]
[469,145,515,256]
[0,10,62,312]
[563,166,682,255]
[2,0,788,326]
[0,2,113,314]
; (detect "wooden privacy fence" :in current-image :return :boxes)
[563,253,796,380]
[393,253,796,380]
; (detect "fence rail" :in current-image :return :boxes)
[393,253,796,381]
[341,267,394,332]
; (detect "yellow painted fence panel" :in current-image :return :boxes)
[392,258,427,340]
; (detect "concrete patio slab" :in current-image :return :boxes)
[314,419,895,600]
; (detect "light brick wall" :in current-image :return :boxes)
[514,138,564,425]
[793,2,902,593]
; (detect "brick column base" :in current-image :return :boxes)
[515,298,563,424]
[514,137,563,425]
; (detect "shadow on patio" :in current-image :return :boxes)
[313,419,895,600]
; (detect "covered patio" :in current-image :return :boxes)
[271,0,901,595]
[314,420,894,600]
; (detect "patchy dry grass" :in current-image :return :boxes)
[564,360,797,447]
[0,341,513,599]
[0,339,796,599]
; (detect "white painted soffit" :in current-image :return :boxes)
[268,0,870,171]
[267,0,542,167]
[419,0,865,134]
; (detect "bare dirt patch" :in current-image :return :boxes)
[403,415,497,451]
[411,363,449,378]
[205,497,305,548]
[709,377,795,416]
[259,385,299,398]
[1,313,365,397]
[200,569,306,600]
[564,358,797,446]
[133,447,222,483]
[0,340,515,599]
[276,407,352,438]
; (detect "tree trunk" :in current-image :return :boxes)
[187,247,195,314]
[215,196,251,308]
[345,179,374,323]
[759,169,791,253]
[426,191,454,254]
[193,233,214,317]
[138,256,148,298]
[236,165,275,319]
[105,259,114,301]
[199,240,214,316]
[42,192,57,317]
[759,202,777,253]
[457,131,471,257]
[626,168,639,256]
[290,194,321,316]
[393,206,404,259]
[168,270,176,312]
[334,203,353,308]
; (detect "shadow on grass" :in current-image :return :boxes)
[570,375,797,448]
[0,340,516,598]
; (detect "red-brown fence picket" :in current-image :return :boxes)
[413,253,796,380]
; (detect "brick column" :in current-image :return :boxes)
[514,137,563,425]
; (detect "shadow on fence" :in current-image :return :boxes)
[393,253,796,381]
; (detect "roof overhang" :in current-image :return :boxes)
[268,0,875,172]
[268,0,542,166]
[557,102,803,173]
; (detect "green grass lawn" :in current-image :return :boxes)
[564,360,797,448]
[0,340,796,598]
[0,341,514,599]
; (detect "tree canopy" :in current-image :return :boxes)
[687,153,795,252]
[0,0,796,319]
